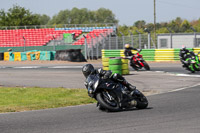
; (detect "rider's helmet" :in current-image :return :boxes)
[181,46,186,51]
[82,64,95,78]
[124,44,130,49]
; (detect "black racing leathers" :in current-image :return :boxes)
[84,68,136,92]
[124,47,138,57]
[179,49,195,67]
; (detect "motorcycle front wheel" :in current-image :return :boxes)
[133,90,148,109]
[96,92,120,112]
[143,61,150,70]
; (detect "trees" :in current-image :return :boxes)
[37,14,51,25]
[48,7,118,25]
[0,5,41,26]
[134,20,146,29]
[1,5,200,34]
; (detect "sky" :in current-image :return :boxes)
[0,0,200,26]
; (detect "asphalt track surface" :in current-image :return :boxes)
[0,62,200,133]
[1,85,200,133]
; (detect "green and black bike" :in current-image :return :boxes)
[180,49,200,73]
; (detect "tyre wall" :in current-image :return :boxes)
[102,48,199,62]
[102,57,129,75]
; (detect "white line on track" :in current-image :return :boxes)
[14,66,41,69]
[168,83,200,93]
[175,73,200,78]
[48,66,82,69]
[153,70,200,78]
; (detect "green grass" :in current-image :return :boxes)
[0,87,96,113]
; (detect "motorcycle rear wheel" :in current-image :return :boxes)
[96,92,120,112]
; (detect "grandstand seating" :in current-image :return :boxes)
[72,28,113,46]
[0,26,114,47]
[0,28,82,47]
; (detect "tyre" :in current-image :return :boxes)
[103,66,109,71]
[133,90,148,109]
[102,57,109,62]
[112,70,122,75]
[122,69,129,75]
[121,59,128,64]
[102,62,109,67]
[96,92,120,112]
[109,58,122,65]
[109,65,122,70]
[143,61,150,70]
[122,64,129,70]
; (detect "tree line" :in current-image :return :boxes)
[119,17,200,36]
[1,5,200,35]
[0,5,118,26]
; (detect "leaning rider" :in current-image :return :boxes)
[124,44,139,57]
[82,64,136,94]
[124,44,141,67]
[179,46,196,67]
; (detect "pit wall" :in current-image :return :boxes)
[102,48,200,62]
[3,50,55,61]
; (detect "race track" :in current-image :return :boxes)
[1,85,200,133]
[0,62,200,133]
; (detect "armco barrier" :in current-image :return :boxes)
[140,49,155,61]
[193,48,200,58]
[102,49,155,61]
[174,49,180,61]
[154,49,175,61]
[102,49,121,57]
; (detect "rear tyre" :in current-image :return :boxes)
[96,92,120,112]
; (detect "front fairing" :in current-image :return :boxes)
[85,74,100,96]
[86,74,119,94]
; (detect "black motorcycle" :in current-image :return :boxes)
[85,73,148,111]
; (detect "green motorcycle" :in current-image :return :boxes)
[184,52,200,73]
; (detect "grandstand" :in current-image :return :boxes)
[0,24,116,61]
[0,26,116,49]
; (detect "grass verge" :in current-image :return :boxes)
[0,87,96,113]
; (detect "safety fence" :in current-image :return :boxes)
[102,48,200,62]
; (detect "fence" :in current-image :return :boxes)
[0,23,117,30]
[85,33,156,59]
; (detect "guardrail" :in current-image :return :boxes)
[102,48,200,62]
